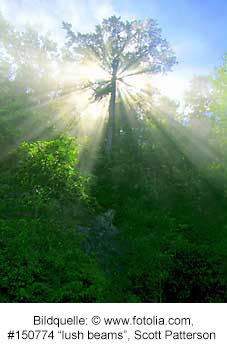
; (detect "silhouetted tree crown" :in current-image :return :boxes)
[63,16,177,154]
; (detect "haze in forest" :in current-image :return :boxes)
[1,0,225,103]
[1,1,227,304]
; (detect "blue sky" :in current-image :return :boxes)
[0,0,226,101]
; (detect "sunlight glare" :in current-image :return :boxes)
[152,74,190,102]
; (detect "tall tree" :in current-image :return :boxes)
[63,16,177,154]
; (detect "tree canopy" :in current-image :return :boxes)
[63,16,176,75]
[63,16,177,153]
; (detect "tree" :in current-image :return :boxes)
[184,76,214,118]
[63,16,177,154]
[0,13,89,159]
[210,55,227,144]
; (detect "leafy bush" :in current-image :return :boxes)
[0,218,106,302]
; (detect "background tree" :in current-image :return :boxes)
[63,16,177,154]
[210,55,227,146]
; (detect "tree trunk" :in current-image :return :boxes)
[105,59,118,155]
[106,77,116,155]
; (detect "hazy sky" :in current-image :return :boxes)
[1,0,226,101]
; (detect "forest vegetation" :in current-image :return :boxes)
[1,13,227,302]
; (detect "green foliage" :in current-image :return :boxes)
[18,136,87,201]
[92,80,112,101]
[0,218,106,302]
[90,98,227,302]
[0,136,106,302]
